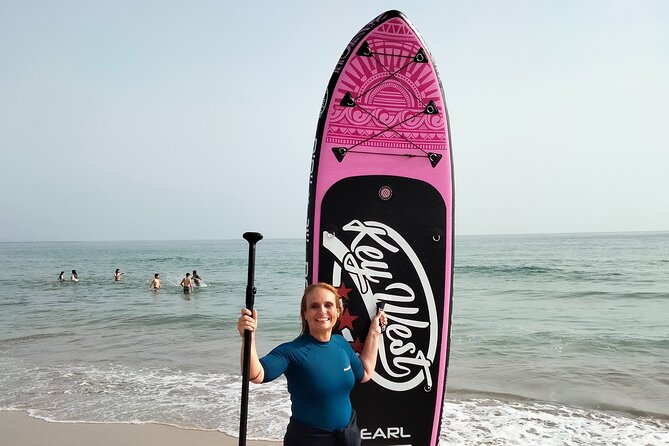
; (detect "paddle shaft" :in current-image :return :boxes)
[239,232,263,446]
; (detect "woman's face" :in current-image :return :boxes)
[303,286,340,339]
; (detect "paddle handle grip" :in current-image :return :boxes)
[376,301,386,333]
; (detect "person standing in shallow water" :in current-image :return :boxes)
[180,273,192,294]
[114,269,123,281]
[192,270,202,286]
[149,273,160,290]
[58,271,65,282]
[70,270,79,283]
[237,282,386,446]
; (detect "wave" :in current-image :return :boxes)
[557,290,669,300]
[0,332,71,346]
[2,353,667,445]
[143,256,196,263]
[455,264,656,284]
[121,313,220,327]
[440,396,669,445]
[456,264,558,276]
[446,387,669,420]
[454,329,669,354]
[4,392,668,446]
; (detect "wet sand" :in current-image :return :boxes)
[1,410,279,446]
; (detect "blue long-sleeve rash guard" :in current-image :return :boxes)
[259,333,364,431]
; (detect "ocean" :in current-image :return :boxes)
[0,233,667,445]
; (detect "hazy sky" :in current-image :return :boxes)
[1,1,667,241]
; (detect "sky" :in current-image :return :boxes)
[1,1,667,241]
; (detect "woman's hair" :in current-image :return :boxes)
[300,282,342,335]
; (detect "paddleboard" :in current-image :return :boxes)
[306,10,454,445]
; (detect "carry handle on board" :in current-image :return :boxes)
[239,231,263,446]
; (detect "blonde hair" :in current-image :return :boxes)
[300,283,342,335]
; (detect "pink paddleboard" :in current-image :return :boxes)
[306,10,454,446]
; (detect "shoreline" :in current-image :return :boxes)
[1,410,280,446]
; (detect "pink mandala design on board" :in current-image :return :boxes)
[325,19,448,153]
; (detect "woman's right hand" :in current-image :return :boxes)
[237,308,258,338]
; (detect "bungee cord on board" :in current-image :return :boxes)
[332,41,444,167]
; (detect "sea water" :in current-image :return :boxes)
[0,233,667,445]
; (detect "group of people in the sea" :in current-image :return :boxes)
[58,270,79,282]
[57,269,204,293]
[178,270,203,294]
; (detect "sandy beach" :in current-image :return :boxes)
[1,411,279,446]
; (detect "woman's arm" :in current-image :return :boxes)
[358,310,386,383]
[237,308,265,384]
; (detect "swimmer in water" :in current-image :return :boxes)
[71,270,79,283]
[58,271,65,282]
[114,269,124,281]
[149,273,160,290]
[192,270,202,287]
[180,273,192,294]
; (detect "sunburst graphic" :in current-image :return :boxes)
[325,18,447,154]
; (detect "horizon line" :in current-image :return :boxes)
[1,229,668,243]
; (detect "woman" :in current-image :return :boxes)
[114,268,124,281]
[237,282,386,446]
[70,270,79,283]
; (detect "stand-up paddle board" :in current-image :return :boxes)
[306,10,454,446]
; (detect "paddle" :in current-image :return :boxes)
[239,231,263,446]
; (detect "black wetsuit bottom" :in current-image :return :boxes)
[283,411,360,446]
